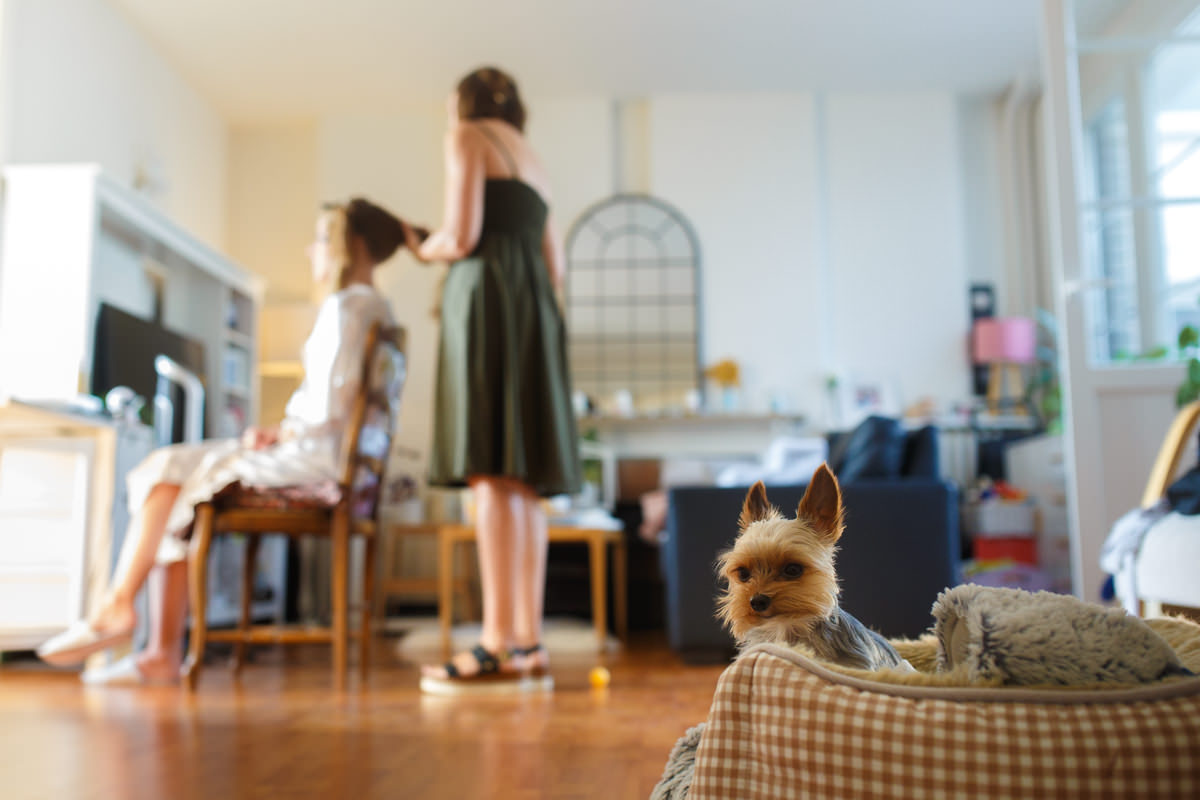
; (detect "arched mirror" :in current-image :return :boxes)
[564,194,702,415]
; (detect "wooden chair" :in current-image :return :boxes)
[1136,399,1200,619]
[376,520,477,621]
[183,323,407,690]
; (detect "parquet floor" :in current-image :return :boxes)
[0,629,726,800]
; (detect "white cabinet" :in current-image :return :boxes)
[0,401,155,651]
[0,163,265,439]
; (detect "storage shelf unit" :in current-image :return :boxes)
[0,164,280,642]
[0,163,265,438]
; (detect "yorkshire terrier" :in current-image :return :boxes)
[716,463,909,671]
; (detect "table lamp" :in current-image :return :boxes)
[972,317,1036,415]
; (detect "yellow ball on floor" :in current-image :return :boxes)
[589,666,611,688]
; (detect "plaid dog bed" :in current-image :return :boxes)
[690,621,1200,799]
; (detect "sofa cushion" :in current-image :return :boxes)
[827,415,906,481]
[901,424,940,478]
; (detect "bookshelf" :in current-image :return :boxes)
[0,163,265,437]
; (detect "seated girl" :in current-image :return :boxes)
[37,197,412,685]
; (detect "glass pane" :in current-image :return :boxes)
[634,305,662,335]
[632,268,661,296]
[1080,207,1140,361]
[570,306,598,335]
[1150,35,1200,200]
[1160,202,1200,285]
[568,266,597,300]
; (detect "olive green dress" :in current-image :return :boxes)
[428,175,582,497]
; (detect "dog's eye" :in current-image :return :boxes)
[735,567,751,582]
[782,563,805,579]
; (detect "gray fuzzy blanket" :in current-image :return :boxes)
[933,584,1190,686]
[650,723,706,800]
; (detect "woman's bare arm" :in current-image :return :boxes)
[542,210,565,293]
[417,124,486,263]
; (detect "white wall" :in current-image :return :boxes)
[825,93,970,413]
[227,124,319,305]
[648,93,824,416]
[528,96,615,245]
[0,0,228,249]
[958,95,1006,297]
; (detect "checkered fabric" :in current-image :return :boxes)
[691,645,1200,800]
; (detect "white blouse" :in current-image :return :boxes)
[283,284,396,444]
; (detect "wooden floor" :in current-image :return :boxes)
[0,629,726,800]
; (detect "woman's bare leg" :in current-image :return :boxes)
[510,488,548,669]
[88,483,182,634]
[422,475,544,678]
[134,560,188,681]
[472,476,521,653]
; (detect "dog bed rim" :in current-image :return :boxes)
[739,642,1200,705]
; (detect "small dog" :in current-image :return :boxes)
[716,463,908,671]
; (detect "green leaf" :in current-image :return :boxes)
[1138,346,1169,361]
[1180,325,1200,350]
[1178,382,1200,407]
[1188,358,1200,385]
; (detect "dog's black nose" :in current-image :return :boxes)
[750,594,771,613]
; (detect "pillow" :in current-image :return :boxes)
[827,416,905,481]
[901,424,940,478]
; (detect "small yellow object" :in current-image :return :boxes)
[589,666,611,688]
[704,359,741,388]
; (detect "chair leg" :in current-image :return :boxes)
[360,535,376,683]
[613,536,628,644]
[589,534,607,651]
[374,524,393,621]
[184,504,215,691]
[331,513,349,690]
[234,534,261,675]
[438,525,455,658]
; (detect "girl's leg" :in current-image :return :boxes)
[134,560,189,681]
[89,483,182,634]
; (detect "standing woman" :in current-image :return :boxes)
[409,67,581,693]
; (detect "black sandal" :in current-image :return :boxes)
[508,643,550,677]
[419,643,554,695]
[441,644,503,679]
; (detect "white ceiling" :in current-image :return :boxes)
[111,0,1048,125]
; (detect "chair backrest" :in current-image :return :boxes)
[1143,400,1200,508]
[338,322,408,522]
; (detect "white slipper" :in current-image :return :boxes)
[36,620,133,667]
[80,654,178,687]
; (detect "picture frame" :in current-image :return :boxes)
[831,376,900,429]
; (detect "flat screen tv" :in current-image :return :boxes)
[91,303,207,443]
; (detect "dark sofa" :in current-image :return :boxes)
[660,417,960,663]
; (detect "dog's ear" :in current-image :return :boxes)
[797,463,844,543]
[739,480,773,530]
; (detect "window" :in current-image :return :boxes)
[1079,7,1200,363]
